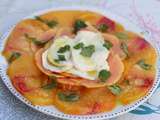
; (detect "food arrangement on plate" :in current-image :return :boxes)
[2,10,157,115]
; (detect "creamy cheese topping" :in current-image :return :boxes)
[42,30,110,80]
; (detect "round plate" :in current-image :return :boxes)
[0,6,160,120]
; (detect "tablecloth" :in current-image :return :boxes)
[0,0,160,120]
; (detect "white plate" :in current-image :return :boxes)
[0,6,160,120]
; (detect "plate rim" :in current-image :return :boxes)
[0,5,160,120]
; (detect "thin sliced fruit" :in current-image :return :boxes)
[54,87,116,115]
[35,49,124,88]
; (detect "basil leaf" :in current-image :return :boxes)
[137,59,152,70]
[54,59,60,63]
[58,55,66,61]
[35,16,45,22]
[58,92,80,102]
[57,45,70,53]
[98,69,111,82]
[46,20,58,28]
[73,42,84,49]
[121,42,129,57]
[103,41,113,50]
[125,80,130,85]
[98,23,108,32]
[42,76,57,89]
[115,32,128,40]
[108,85,122,95]
[74,20,87,33]
[24,33,47,46]
[35,16,58,28]
[8,52,21,63]
[80,45,95,57]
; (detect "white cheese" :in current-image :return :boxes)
[42,30,110,80]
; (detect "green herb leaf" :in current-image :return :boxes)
[8,52,21,63]
[46,20,58,28]
[24,33,47,46]
[103,41,113,50]
[98,24,108,32]
[42,76,57,89]
[35,16,58,28]
[57,45,70,53]
[121,42,129,57]
[115,32,128,40]
[80,45,95,57]
[108,85,122,95]
[58,92,80,102]
[98,69,111,82]
[35,16,45,22]
[54,59,60,63]
[73,42,84,49]
[74,20,87,33]
[137,59,152,70]
[58,55,66,61]
[125,80,130,85]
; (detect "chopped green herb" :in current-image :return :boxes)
[24,33,47,46]
[80,45,95,57]
[57,45,70,53]
[103,41,113,50]
[125,80,130,85]
[108,85,122,95]
[97,23,108,32]
[58,55,66,61]
[137,59,152,70]
[42,76,57,89]
[35,16,45,22]
[73,42,84,49]
[74,20,87,33]
[35,16,58,28]
[98,69,111,82]
[115,32,128,40]
[8,52,21,63]
[58,92,80,102]
[54,59,60,63]
[121,42,129,57]
[46,20,58,28]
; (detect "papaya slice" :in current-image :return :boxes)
[34,48,76,78]
[35,48,124,88]
[102,33,125,58]
[30,28,57,53]
[118,64,155,105]
[54,87,116,115]
[8,55,47,94]
[24,88,56,105]
[3,19,49,55]
[118,86,149,105]
[128,37,149,54]
[127,65,154,87]
[96,17,115,31]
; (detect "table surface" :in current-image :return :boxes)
[0,0,160,120]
